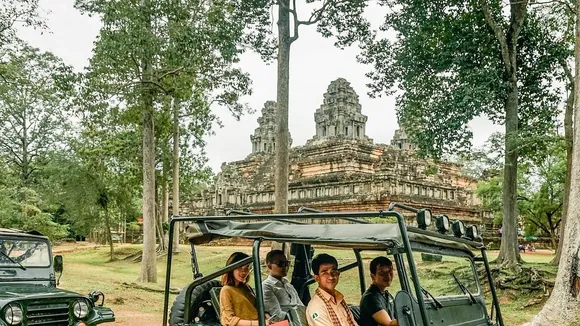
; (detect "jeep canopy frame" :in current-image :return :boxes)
[162,204,504,326]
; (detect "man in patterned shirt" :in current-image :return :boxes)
[306,253,357,326]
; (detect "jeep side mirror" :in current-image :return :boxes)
[54,255,63,273]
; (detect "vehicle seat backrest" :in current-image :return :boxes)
[348,305,361,324]
[287,305,308,326]
[209,287,222,317]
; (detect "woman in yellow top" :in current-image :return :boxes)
[219,252,272,326]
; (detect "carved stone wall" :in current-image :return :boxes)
[179,78,484,228]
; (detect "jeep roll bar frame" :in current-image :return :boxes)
[161,204,504,326]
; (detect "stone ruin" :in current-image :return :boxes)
[178,78,485,227]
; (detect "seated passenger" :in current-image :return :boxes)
[306,253,357,326]
[220,252,272,326]
[360,257,397,326]
[262,250,304,322]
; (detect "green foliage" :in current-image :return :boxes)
[475,135,566,240]
[518,139,566,241]
[0,43,76,185]
[359,1,568,158]
[423,166,438,176]
[0,185,68,241]
[74,0,268,196]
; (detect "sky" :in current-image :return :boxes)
[16,0,504,173]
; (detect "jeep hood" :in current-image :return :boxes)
[0,284,84,301]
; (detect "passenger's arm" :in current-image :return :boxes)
[371,310,398,326]
[363,293,397,326]
[263,283,286,322]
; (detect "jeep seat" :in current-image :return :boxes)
[209,287,222,317]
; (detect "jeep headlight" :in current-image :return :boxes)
[4,304,23,325]
[72,300,89,319]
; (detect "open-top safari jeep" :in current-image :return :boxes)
[162,203,504,326]
[0,228,115,326]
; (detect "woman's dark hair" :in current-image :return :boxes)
[221,252,251,286]
[311,253,338,275]
[369,256,393,275]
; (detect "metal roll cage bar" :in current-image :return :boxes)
[161,203,504,326]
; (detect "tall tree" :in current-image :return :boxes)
[75,0,270,282]
[0,0,47,82]
[527,2,580,323]
[0,44,74,187]
[551,2,576,264]
[247,0,372,215]
[360,0,566,266]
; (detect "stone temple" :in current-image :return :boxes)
[180,78,483,224]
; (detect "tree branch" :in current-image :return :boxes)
[481,0,512,73]
[549,202,564,216]
[561,59,574,84]
[297,0,329,26]
[527,216,551,235]
[507,0,529,56]
[528,0,576,14]
[290,0,299,44]
[157,67,184,81]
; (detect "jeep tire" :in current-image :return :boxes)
[169,279,221,325]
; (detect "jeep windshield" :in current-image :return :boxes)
[0,237,50,268]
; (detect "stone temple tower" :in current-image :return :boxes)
[391,127,416,151]
[309,78,372,144]
[250,101,292,154]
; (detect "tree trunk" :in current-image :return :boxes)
[21,106,28,187]
[274,0,291,216]
[552,74,574,265]
[104,206,114,261]
[155,203,166,251]
[162,157,169,248]
[483,1,527,267]
[527,5,580,323]
[496,78,522,266]
[272,0,292,255]
[171,97,181,253]
[140,92,157,283]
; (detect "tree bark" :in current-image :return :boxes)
[21,106,28,187]
[552,65,574,265]
[482,0,527,267]
[140,92,157,283]
[274,0,291,216]
[104,206,114,261]
[527,4,580,323]
[497,78,522,266]
[161,154,169,249]
[171,97,181,253]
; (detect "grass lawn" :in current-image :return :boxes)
[55,242,557,326]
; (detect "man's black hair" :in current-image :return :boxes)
[311,253,338,275]
[369,256,393,275]
[266,249,285,264]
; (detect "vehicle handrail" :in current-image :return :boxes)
[227,209,308,224]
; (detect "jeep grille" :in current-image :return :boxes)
[26,302,69,326]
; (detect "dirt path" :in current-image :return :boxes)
[111,310,161,326]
